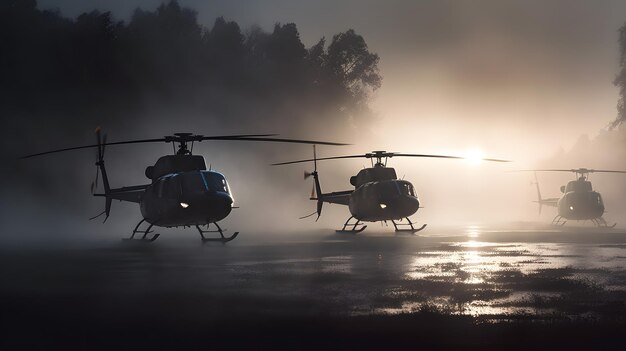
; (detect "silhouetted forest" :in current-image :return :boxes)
[614,23,626,127]
[0,0,380,156]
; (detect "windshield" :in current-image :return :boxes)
[379,182,400,196]
[202,171,229,193]
[155,175,181,199]
[566,180,592,192]
[397,181,415,197]
[596,193,603,206]
[180,172,206,194]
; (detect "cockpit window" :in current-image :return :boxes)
[156,175,181,199]
[380,182,400,195]
[596,193,603,205]
[202,171,229,193]
[180,173,206,194]
[566,180,592,193]
[408,184,415,197]
[154,172,230,197]
[396,182,415,197]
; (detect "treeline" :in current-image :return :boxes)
[0,0,381,147]
[614,23,626,128]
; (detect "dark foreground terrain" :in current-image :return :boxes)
[2,224,626,349]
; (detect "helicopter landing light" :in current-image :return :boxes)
[180,202,190,209]
[379,203,387,209]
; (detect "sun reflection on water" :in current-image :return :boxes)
[394,226,626,317]
[222,225,626,320]
[466,225,480,239]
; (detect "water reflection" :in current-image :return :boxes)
[395,226,626,318]
[7,225,624,322]
[212,226,626,319]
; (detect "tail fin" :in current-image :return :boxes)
[303,145,323,221]
[90,127,112,222]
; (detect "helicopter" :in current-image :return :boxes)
[273,147,509,233]
[21,129,346,242]
[522,168,626,227]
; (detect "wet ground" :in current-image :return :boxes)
[2,223,626,348]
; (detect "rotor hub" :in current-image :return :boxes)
[164,133,205,155]
[366,151,393,167]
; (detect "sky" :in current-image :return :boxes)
[23,0,626,230]
[37,0,626,158]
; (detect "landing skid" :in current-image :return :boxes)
[392,217,427,234]
[336,216,367,234]
[124,219,160,242]
[551,215,567,226]
[197,223,239,243]
[591,217,617,228]
[552,215,616,228]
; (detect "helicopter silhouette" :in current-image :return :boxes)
[523,168,626,228]
[273,147,509,233]
[21,129,346,242]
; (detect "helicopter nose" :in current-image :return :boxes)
[405,195,420,212]
[205,191,234,218]
[377,195,418,216]
[388,195,419,217]
[178,191,233,221]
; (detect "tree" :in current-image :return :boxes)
[267,23,307,63]
[613,23,626,128]
[205,17,244,60]
[326,29,381,103]
[2,0,382,160]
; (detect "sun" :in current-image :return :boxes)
[465,148,484,165]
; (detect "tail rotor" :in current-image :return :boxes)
[90,127,112,222]
[301,145,323,221]
[531,172,543,215]
[90,164,99,194]
[91,127,107,193]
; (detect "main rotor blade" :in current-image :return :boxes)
[392,153,461,159]
[194,134,277,141]
[272,152,510,166]
[514,169,577,172]
[21,137,167,159]
[272,154,367,166]
[394,153,510,162]
[514,169,626,173]
[20,138,165,159]
[586,169,626,173]
[20,133,347,159]
[211,136,348,146]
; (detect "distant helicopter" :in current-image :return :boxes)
[22,129,346,242]
[273,147,509,233]
[523,168,626,227]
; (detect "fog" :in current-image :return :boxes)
[6,4,626,349]
[38,0,626,149]
[3,0,626,245]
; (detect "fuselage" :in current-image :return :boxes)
[140,170,234,227]
[557,179,604,220]
[349,179,420,222]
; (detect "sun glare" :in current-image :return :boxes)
[465,148,484,165]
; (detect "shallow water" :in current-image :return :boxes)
[2,223,626,321]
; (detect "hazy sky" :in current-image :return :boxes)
[27,0,626,227]
[37,0,626,162]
